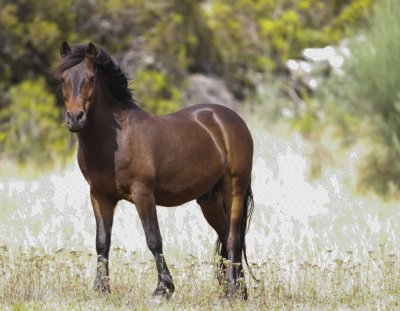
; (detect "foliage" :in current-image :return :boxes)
[0,78,72,165]
[342,0,400,195]
[133,69,182,115]
[0,0,372,167]
[0,0,76,83]
[207,0,371,97]
[142,1,219,79]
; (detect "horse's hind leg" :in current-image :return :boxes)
[197,181,229,284]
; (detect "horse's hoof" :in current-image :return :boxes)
[93,277,111,293]
[152,281,175,299]
[225,282,248,300]
[240,288,248,300]
[224,292,248,300]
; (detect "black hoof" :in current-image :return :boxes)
[225,281,248,300]
[152,281,175,299]
[93,276,111,293]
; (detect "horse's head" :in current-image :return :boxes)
[59,41,98,132]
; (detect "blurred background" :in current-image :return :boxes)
[1,0,400,264]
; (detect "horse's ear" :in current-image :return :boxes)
[60,41,71,58]
[86,42,97,60]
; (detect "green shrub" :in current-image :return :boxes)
[343,0,400,195]
[0,78,72,166]
[132,69,182,115]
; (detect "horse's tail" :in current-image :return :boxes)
[241,185,258,281]
[214,184,258,281]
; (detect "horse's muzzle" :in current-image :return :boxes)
[66,110,87,132]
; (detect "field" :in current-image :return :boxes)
[1,122,400,310]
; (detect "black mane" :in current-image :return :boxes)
[56,44,138,107]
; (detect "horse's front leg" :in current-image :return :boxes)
[132,187,174,298]
[90,191,117,293]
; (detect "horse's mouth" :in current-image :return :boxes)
[67,122,86,132]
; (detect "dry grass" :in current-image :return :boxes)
[1,246,400,310]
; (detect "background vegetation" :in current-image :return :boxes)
[0,0,372,173]
[342,0,400,195]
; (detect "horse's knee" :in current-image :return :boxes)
[146,233,162,254]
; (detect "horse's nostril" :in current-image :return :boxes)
[66,112,72,119]
[77,111,85,121]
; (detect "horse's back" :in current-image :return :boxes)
[166,103,253,176]
[167,104,252,143]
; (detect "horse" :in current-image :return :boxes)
[56,42,254,299]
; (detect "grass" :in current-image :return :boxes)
[1,246,400,310]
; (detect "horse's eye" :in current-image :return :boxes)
[60,77,65,84]
[88,76,96,84]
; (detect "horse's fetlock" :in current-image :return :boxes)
[153,279,175,299]
[160,274,174,287]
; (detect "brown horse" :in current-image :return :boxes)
[56,42,254,299]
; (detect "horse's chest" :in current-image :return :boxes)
[86,169,118,195]
[78,155,119,196]
[83,169,132,201]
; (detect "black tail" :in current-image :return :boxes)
[214,185,258,281]
[241,186,258,281]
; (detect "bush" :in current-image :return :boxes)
[0,78,72,166]
[343,0,400,195]
[132,69,182,115]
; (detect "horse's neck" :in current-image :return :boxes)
[77,95,118,153]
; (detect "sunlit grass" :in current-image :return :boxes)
[1,247,400,309]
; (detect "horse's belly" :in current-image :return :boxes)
[154,164,225,207]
